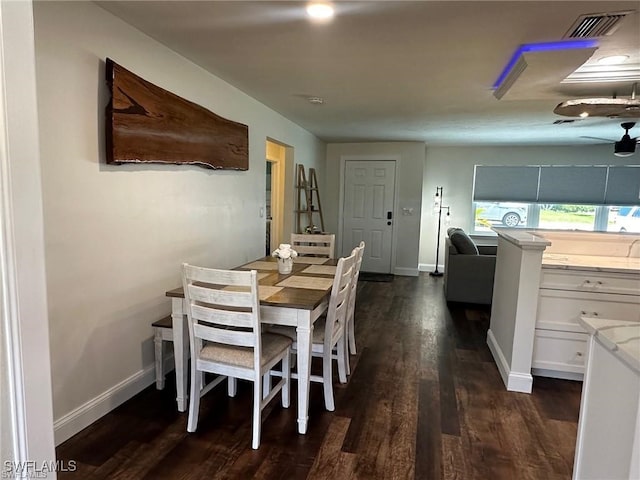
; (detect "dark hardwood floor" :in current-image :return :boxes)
[56,274,582,479]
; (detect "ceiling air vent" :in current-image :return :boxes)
[564,11,631,38]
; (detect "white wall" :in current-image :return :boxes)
[325,142,424,275]
[33,1,325,443]
[420,145,639,270]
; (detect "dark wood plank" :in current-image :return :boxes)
[416,379,442,480]
[442,433,472,480]
[306,416,354,478]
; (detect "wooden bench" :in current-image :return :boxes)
[152,315,174,390]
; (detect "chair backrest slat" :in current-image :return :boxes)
[193,323,255,347]
[190,304,254,329]
[291,233,336,259]
[183,264,253,287]
[188,284,254,308]
[293,244,330,256]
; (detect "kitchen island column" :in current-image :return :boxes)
[487,228,550,393]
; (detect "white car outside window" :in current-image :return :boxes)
[614,207,640,233]
[477,203,527,227]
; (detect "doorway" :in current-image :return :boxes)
[341,160,396,273]
[266,140,286,255]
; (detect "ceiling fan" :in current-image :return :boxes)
[554,83,640,119]
[582,122,639,157]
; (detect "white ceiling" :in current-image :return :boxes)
[97,1,640,147]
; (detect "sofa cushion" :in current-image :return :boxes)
[449,229,479,255]
[447,227,461,238]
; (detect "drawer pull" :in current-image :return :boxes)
[580,280,605,289]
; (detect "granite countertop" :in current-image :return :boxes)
[492,228,640,275]
[492,228,551,249]
[579,317,640,374]
[542,253,640,275]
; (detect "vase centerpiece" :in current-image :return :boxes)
[272,243,298,274]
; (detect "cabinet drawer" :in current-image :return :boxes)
[537,289,640,332]
[540,269,640,296]
[532,329,588,374]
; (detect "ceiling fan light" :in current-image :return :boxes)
[614,138,636,156]
[614,150,635,157]
[597,55,629,65]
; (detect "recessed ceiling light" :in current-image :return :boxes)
[306,2,334,20]
[579,111,589,118]
[598,55,629,65]
[307,96,324,105]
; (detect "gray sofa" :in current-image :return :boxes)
[443,229,497,304]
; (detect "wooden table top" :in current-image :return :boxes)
[166,256,337,311]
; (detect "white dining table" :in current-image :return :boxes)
[165,256,336,434]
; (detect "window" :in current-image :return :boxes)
[538,204,597,231]
[472,165,640,235]
[473,203,640,234]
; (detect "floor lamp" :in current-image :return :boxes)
[429,186,450,277]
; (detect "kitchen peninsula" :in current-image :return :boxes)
[486,228,640,393]
[573,317,639,480]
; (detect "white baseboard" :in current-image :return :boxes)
[53,356,175,445]
[486,329,533,394]
[532,368,583,382]
[487,329,509,385]
[418,263,444,273]
[506,371,533,393]
[393,267,419,277]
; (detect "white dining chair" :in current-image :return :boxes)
[182,264,292,449]
[346,241,365,373]
[270,250,356,411]
[291,233,336,258]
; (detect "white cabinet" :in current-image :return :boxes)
[541,269,640,296]
[489,228,640,393]
[533,330,589,374]
[533,269,640,379]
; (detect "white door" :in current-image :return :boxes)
[342,160,396,273]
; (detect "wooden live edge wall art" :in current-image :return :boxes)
[105,58,248,170]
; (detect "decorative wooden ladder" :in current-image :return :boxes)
[295,165,325,234]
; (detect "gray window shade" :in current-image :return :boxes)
[473,166,539,202]
[473,165,639,206]
[604,166,640,205]
[537,166,607,204]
